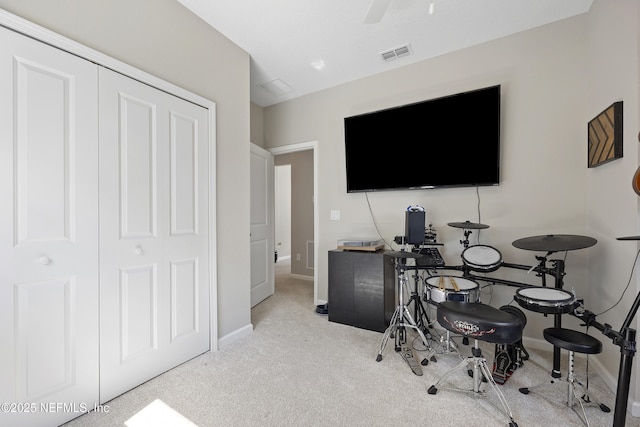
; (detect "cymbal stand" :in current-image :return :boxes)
[535,252,568,378]
[376,257,432,367]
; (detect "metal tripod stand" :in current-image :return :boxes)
[428,340,518,427]
[376,251,432,374]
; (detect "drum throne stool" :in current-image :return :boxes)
[428,301,524,427]
[519,327,610,426]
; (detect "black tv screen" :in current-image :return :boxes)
[344,85,501,192]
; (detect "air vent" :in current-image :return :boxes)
[259,78,294,96]
[380,44,412,62]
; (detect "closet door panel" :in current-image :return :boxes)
[16,59,71,242]
[99,67,209,403]
[120,264,159,360]
[98,70,166,402]
[170,258,198,340]
[165,98,210,358]
[171,112,198,235]
[0,25,99,427]
[120,94,158,238]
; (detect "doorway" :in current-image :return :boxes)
[275,164,291,269]
[269,142,319,305]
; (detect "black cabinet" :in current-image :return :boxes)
[328,250,396,332]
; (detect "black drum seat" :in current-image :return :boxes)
[430,301,522,426]
[437,301,523,344]
[543,327,602,355]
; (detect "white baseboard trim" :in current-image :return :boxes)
[217,323,253,349]
[290,273,313,281]
[631,400,640,418]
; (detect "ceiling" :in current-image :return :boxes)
[177,0,593,107]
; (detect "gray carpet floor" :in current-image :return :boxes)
[63,259,640,427]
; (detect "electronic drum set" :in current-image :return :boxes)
[374,220,633,427]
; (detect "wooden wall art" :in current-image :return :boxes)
[588,101,623,168]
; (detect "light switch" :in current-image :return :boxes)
[330,210,340,220]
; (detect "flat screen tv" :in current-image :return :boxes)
[344,85,501,192]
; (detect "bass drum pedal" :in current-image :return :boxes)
[492,305,529,384]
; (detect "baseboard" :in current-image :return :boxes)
[217,323,253,349]
[290,273,313,281]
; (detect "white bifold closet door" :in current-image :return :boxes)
[0,25,100,427]
[0,21,211,426]
[98,68,210,403]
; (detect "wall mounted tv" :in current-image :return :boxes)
[344,85,501,193]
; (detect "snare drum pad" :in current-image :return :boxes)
[426,276,479,303]
[462,245,502,272]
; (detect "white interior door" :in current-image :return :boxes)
[99,68,210,403]
[250,143,275,307]
[0,26,99,427]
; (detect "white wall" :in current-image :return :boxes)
[265,12,590,330]
[264,0,640,410]
[289,150,315,276]
[275,164,292,259]
[585,0,640,413]
[0,0,253,344]
[250,101,265,147]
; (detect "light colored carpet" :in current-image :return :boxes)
[63,259,639,427]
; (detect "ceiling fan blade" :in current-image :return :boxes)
[363,0,392,24]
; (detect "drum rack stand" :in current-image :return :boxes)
[468,249,638,427]
[502,253,567,379]
[463,252,569,378]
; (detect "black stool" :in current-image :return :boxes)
[428,301,523,427]
[519,327,610,426]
